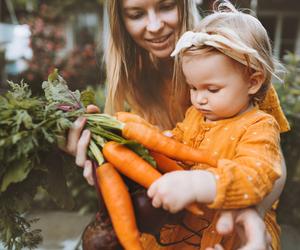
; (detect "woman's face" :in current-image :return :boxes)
[122,0,180,59]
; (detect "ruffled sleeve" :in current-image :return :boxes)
[171,106,196,142]
[207,115,282,209]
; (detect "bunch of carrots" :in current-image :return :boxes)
[0,71,216,249]
[85,111,217,250]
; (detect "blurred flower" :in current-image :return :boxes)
[18,3,103,93]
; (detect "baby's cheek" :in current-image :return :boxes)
[190,92,197,106]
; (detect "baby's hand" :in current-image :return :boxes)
[147,171,197,213]
[147,170,217,213]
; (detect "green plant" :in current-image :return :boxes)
[276,52,300,228]
[0,70,157,249]
[0,72,88,249]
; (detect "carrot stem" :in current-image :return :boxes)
[84,113,124,130]
[89,140,105,165]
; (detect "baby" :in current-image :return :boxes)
[147,1,282,249]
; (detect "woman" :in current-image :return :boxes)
[66,0,288,249]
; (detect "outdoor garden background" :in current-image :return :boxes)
[0,0,299,249]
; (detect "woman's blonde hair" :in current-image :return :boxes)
[176,0,277,103]
[104,0,200,129]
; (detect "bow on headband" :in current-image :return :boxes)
[171,31,261,70]
[170,31,282,83]
[171,31,213,56]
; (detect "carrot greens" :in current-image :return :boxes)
[0,70,155,249]
[1,69,212,249]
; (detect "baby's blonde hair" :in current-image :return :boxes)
[178,0,278,103]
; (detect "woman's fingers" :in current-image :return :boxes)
[75,129,91,167]
[65,117,86,155]
[83,160,94,186]
[216,210,235,234]
[86,104,100,113]
[214,244,224,250]
[213,209,272,250]
[206,244,224,250]
[62,105,101,186]
[65,105,99,156]
[235,209,269,250]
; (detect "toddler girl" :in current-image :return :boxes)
[147,1,283,249]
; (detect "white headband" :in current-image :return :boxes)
[171,31,262,69]
[171,31,281,81]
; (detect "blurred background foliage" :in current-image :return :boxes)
[1,0,104,222]
[12,2,104,94]
[0,0,299,247]
[276,53,300,228]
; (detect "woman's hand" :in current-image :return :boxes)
[63,104,100,185]
[206,209,272,250]
[207,149,286,250]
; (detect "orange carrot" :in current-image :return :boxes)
[116,112,155,128]
[103,141,203,215]
[122,122,217,166]
[103,141,161,188]
[150,151,184,173]
[96,162,142,250]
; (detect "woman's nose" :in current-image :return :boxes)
[146,11,164,32]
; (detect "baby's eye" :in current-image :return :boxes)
[208,88,220,93]
[189,85,197,91]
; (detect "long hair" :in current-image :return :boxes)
[104,0,201,129]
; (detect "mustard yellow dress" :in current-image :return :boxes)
[141,85,289,250]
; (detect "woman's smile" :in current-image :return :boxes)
[145,33,174,49]
[146,33,172,43]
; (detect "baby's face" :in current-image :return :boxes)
[182,51,253,122]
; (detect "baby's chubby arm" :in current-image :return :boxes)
[147,138,283,213]
[147,170,217,213]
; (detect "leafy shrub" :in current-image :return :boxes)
[276,52,300,227]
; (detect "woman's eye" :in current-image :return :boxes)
[126,12,144,20]
[159,1,176,11]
